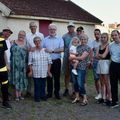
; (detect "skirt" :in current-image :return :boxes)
[97,60,110,74]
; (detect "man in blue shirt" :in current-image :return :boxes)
[43,23,64,99]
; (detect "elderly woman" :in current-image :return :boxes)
[28,36,52,102]
[10,30,28,101]
[70,34,91,106]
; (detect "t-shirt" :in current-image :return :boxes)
[69,45,77,54]
[0,38,7,69]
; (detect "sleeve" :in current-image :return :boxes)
[3,40,8,51]
[59,37,64,48]
[28,52,33,65]
[47,53,52,64]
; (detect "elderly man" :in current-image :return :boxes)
[26,22,44,96]
[43,23,64,99]
[62,22,76,96]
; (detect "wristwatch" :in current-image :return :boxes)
[52,51,54,53]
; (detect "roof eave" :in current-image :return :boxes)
[8,14,102,25]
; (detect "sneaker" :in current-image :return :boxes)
[95,94,102,100]
[72,69,78,75]
[2,102,12,109]
[96,98,104,104]
[19,96,24,100]
[15,97,20,101]
[110,102,119,108]
[63,89,69,96]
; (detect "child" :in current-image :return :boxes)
[69,37,80,75]
[28,36,52,102]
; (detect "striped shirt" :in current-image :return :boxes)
[28,49,52,78]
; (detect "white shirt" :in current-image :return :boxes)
[5,38,11,64]
[28,49,52,78]
[69,45,77,54]
[26,31,44,48]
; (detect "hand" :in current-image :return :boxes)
[45,49,53,54]
[48,71,52,78]
[28,71,32,77]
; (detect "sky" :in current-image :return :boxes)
[71,0,120,24]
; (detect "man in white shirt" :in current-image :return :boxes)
[26,22,44,96]
[26,22,44,50]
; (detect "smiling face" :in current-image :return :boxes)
[80,34,88,45]
[101,33,109,44]
[94,29,101,41]
[111,30,120,43]
[33,37,41,48]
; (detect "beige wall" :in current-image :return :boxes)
[0,13,95,40]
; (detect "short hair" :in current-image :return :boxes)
[111,30,120,35]
[94,28,101,33]
[29,22,37,27]
[33,36,42,43]
[79,34,88,41]
[48,23,57,30]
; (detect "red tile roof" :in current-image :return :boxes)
[0,0,102,24]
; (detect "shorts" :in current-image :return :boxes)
[97,60,110,74]
[93,60,99,81]
[0,71,8,83]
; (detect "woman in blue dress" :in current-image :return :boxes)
[10,30,28,101]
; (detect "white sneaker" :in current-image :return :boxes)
[72,69,78,75]
[95,94,102,100]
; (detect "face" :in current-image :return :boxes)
[67,26,75,33]
[80,36,88,45]
[49,28,56,37]
[101,34,108,44]
[2,31,11,39]
[34,39,41,48]
[77,30,84,35]
[18,31,26,40]
[111,31,120,43]
[72,39,79,46]
[30,25,37,33]
[94,30,101,40]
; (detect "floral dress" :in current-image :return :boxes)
[10,42,28,91]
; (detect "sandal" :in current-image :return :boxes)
[80,100,88,106]
[72,98,80,104]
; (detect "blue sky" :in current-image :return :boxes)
[71,0,120,23]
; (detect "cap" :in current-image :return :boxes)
[76,26,84,32]
[67,22,75,27]
[2,27,13,34]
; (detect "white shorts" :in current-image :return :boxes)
[97,60,110,74]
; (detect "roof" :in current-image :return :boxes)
[0,0,102,24]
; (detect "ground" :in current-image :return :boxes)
[0,71,120,120]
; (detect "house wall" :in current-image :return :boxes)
[0,13,95,40]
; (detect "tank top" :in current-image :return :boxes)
[99,45,110,60]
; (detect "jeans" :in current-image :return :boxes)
[33,77,46,101]
[93,60,99,81]
[77,69,86,95]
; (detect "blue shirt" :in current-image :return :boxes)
[42,35,64,60]
[109,42,120,63]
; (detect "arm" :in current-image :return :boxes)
[98,45,109,59]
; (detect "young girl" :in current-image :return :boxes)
[96,33,111,105]
[69,37,80,75]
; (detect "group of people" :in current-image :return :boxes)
[0,21,120,110]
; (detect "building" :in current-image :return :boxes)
[0,0,102,39]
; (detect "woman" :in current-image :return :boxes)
[28,36,52,102]
[10,30,28,101]
[96,33,111,105]
[70,34,91,106]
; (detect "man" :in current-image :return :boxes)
[62,22,76,96]
[0,36,12,109]
[76,26,84,39]
[90,29,101,100]
[43,23,64,99]
[26,22,44,96]
[109,30,120,108]
[26,21,44,50]
[2,28,13,71]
